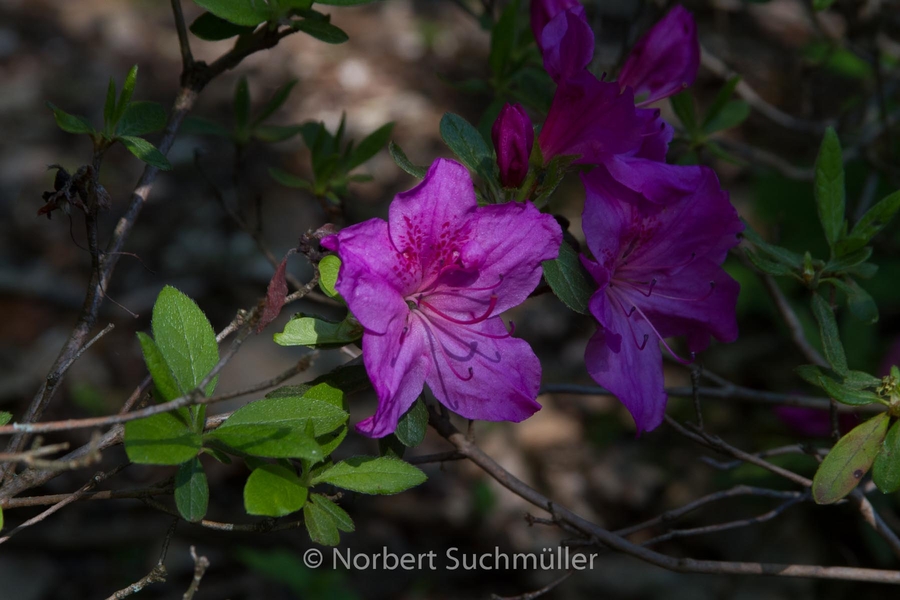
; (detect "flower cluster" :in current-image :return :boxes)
[326,2,742,437]
[513,1,742,433]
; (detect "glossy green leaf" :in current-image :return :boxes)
[117,136,172,170]
[395,397,427,447]
[47,103,94,135]
[873,420,900,493]
[175,457,209,522]
[811,292,848,376]
[124,409,202,465]
[814,127,845,249]
[152,286,219,397]
[439,112,495,184]
[292,19,349,44]
[216,395,349,437]
[117,101,167,137]
[193,0,272,26]
[303,496,340,546]
[137,332,182,401]
[208,422,324,460]
[347,122,394,170]
[318,254,341,299]
[244,464,308,517]
[542,242,594,315]
[389,141,427,178]
[274,315,362,348]
[189,11,256,40]
[813,413,889,504]
[312,455,426,494]
[0,412,11,426]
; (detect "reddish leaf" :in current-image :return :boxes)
[257,250,295,333]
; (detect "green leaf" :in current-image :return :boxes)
[137,332,182,401]
[180,117,231,137]
[744,249,794,276]
[702,100,749,135]
[439,113,496,184]
[252,80,299,127]
[811,292,848,376]
[274,315,362,348]
[389,141,427,178]
[702,76,742,130]
[395,397,427,447]
[310,493,354,531]
[839,190,900,254]
[844,370,883,389]
[0,412,11,426]
[542,242,595,315]
[292,19,349,44]
[117,101,167,137]
[312,455,426,494]
[193,0,272,26]
[873,421,900,493]
[208,422,324,460]
[113,66,139,127]
[670,91,697,133]
[124,409,202,465]
[47,103,94,135]
[318,254,342,299]
[175,457,209,522]
[824,247,872,273]
[347,122,394,170]
[813,0,837,10]
[244,464,308,517]
[117,136,173,170]
[817,373,883,406]
[103,78,117,131]
[814,127,845,249]
[795,365,882,405]
[268,167,313,190]
[234,76,251,133]
[216,395,349,437]
[152,286,219,397]
[189,11,255,40]
[303,496,340,545]
[842,279,879,324]
[740,222,804,269]
[812,413,889,504]
[253,124,304,143]
[489,0,518,76]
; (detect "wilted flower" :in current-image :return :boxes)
[492,103,534,188]
[579,166,742,433]
[323,159,562,437]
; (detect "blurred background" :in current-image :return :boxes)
[1,0,899,597]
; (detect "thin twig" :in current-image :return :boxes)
[142,497,305,533]
[170,0,193,71]
[429,410,900,584]
[760,276,828,368]
[183,546,210,600]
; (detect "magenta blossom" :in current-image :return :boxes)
[322,159,562,437]
[492,103,534,188]
[579,166,742,433]
[530,0,585,54]
[539,7,594,84]
[617,6,699,106]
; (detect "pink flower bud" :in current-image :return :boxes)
[491,103,534,188]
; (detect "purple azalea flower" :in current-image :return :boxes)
[539,7,594,84]
[492,103,534,188]
[617,6,700,107]
[322,159,562,438]
[530,0,585,54]
[579,166,742,433]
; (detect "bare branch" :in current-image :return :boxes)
[103,520,176,599]
[182,546,210,600]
